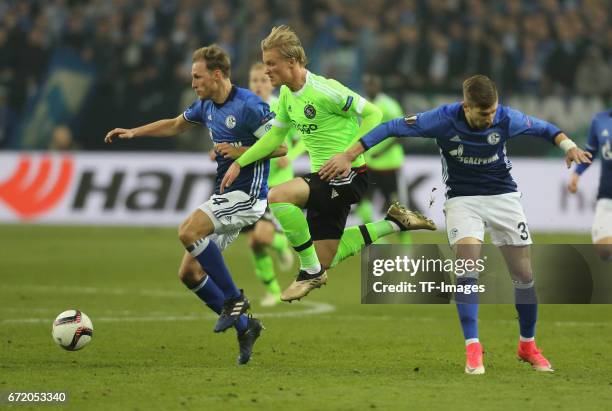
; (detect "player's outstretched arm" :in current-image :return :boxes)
[104,114,192,143]
[219,125,288,192]
[319,140,366,181]
[319,118,403,181]
[234,125,289,166]
[554,133,593,168]
[218,142,287,192]
[215,142,288,160]
[350,100,383,144]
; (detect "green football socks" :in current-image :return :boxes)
[252,252,281,296]
[269,202,321,273]
[330,220,397,268]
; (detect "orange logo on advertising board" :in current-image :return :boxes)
[0,155,74,219]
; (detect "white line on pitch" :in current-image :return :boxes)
[0,300,336,324]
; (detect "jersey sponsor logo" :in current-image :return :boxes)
[225,115,236,129]
[291,120,318,134]
[448,144,500,165]
[453,153,500,165]
[304,103,316,119]
[487,132,501,145]
[449,144,464,157]
[341,96,353,112]
[404,115,417,125]
[0,155,75,219]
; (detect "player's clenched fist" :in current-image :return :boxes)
[104,128,135,143]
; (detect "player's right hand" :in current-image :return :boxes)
[220,162,241,193]
[567,173,579,194]
[319,153,352,181]
[104,128,135,143]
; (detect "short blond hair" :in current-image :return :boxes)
[249,62,266,72]
[261,25,308,66]
[192,45,231,77]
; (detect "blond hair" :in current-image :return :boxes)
[249,62,266,72]
[261,25,308,66]
[192,44,231,77]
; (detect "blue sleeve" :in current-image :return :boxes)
[243,98,275,138]
[183,100,204,124]
[575,116,600,175]
[360,107,446,150]
[506,107,561,143]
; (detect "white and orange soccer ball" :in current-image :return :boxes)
[52,310,94,351]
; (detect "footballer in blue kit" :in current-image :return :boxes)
[320,75,592,375]
[568,109,612,261]
[105,45,287,365]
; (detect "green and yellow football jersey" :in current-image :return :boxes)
[274,71,367,172]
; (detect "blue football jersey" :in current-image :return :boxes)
[575,109,612,199]
[361,102,562,198]
[183,86,273,200]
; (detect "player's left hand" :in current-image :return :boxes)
[220,162,241,193]
[319,153,352,181]
[215,142,246,160]
[565,147,592,168]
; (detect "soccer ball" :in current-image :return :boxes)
[52,310,94,351]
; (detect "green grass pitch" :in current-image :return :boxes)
[1,225,612,410]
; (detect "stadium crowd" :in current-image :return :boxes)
[1,0,611,149]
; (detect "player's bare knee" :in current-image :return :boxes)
[178,224,197,246]
[267,187,285,204]
[253,222,273,246]
[178,221,212,246]
[246,230,263,252]
[454,240,482,261]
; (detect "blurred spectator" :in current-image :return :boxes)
[49,124,78,151]
[0,86,17,148]
[1,0,611,151]
[545,18,584,94]
[575,47,612,98]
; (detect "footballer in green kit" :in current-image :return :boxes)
[221,26,435,302]
[357,73,406,230]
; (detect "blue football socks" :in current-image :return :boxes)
[191,275,248,333]
[515,281,538,339]
[455,276,479,341]
[187,237,240,299]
